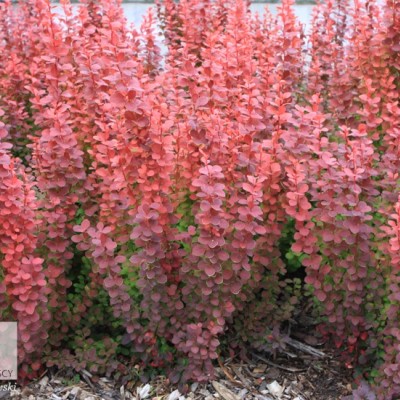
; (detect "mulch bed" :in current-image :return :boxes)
[0,338,353,400]
[0,297,355,399]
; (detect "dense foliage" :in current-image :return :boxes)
[0,0,399,397]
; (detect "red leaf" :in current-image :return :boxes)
[196,96,209,107]
[110,91,126,106]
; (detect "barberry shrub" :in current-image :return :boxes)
[0,0,400,397]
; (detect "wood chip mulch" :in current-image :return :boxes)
[0,337,354,400]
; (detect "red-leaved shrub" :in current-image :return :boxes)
[0,0,400,397]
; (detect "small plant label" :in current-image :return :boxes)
[0,323,17,380]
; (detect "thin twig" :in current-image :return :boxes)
[230,365,251,390]
[284,337,328,358]
[217,356,243,387]
[251,352,307,373]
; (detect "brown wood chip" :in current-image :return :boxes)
[211,381,240,400]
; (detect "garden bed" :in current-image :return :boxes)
[5,346,352,400]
